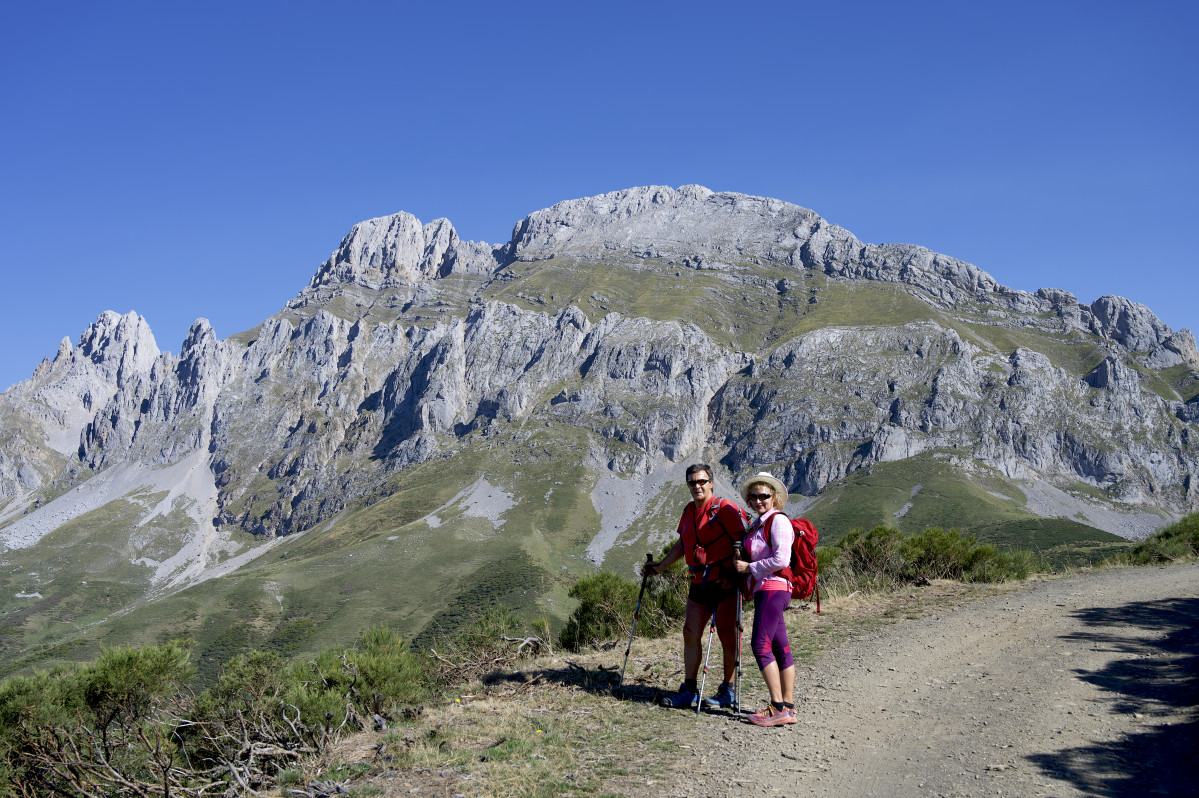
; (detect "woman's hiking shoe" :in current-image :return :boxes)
[702,683,736,709]
[659,684,699,708]
[748,705,797,727]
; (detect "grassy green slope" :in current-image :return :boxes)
[0,491,195,672]
[801,452,1129,566]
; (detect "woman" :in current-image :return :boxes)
[733,471,797,726]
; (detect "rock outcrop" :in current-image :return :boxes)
[302,213,503,294]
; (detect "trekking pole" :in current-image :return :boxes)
[734,588,743,716]
[732,539,747,717]
[618,553,654,690]
[696,610,717,717]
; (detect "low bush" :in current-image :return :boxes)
[821,524,1043,593]
[0,628,432,797]
[426,607,554,684]
[0,641,193,798]
[308,625,431,717]
[558,553,688,651]
[836,525,906,586]
[1106,513,1199,566]
[903,526,979,580]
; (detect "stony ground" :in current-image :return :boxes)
[658,562,1199,798]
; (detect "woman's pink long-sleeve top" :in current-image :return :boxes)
[742,509,793,595]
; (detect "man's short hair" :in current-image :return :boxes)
[685,463,713,479]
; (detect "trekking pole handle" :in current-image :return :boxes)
[634,553,652,619]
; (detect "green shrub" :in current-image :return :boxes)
[349,625,430,709]
[1168,514,1199,555]
[1116,514,1199,565]
[0,628,435,797]
[0,667,84,737]
[822,524,1041,593]
[83,641,193,728]
[0,642,192,797]
[558,558,688,652]
[558,571,638,651]
[901,526,977,581]
[836,525,906,587]
[810,545,853,596]
[990,548,1041,581]
[185,626,433,790]
[423,607,558,684]
[446,606,523,652]
[960,543,1005,583]
[0,668,88,796]
[191,649,291,720]
[1131,537,1190,564]
[814,546,839,572]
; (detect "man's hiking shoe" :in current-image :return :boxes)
[659,684,698,708]
[702,683,735,709]
[748,705,796,727]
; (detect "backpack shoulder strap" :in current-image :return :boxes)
[703,497,743,545]
[759,510,787,544]
[760,511,795,580]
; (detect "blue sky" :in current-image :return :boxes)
[2,1,1196,391]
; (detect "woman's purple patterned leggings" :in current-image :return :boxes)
[752,589,793,671]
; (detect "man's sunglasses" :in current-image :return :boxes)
[686,478,711,486]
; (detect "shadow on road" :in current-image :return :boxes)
[1028,594,1199,796]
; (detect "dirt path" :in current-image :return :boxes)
[657,563,1199,798]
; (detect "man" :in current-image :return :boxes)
[643,463,748,708]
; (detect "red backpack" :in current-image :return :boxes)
[762,513,821,612]
[689,498,750,586]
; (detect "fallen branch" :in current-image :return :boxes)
[499,635,544,656]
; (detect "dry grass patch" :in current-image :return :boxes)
[294,643,695,798]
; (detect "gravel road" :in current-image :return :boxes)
[659,563,1199,798]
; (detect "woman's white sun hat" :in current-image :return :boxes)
[740,472,788,510]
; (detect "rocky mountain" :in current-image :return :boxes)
[1,185,1195,677]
